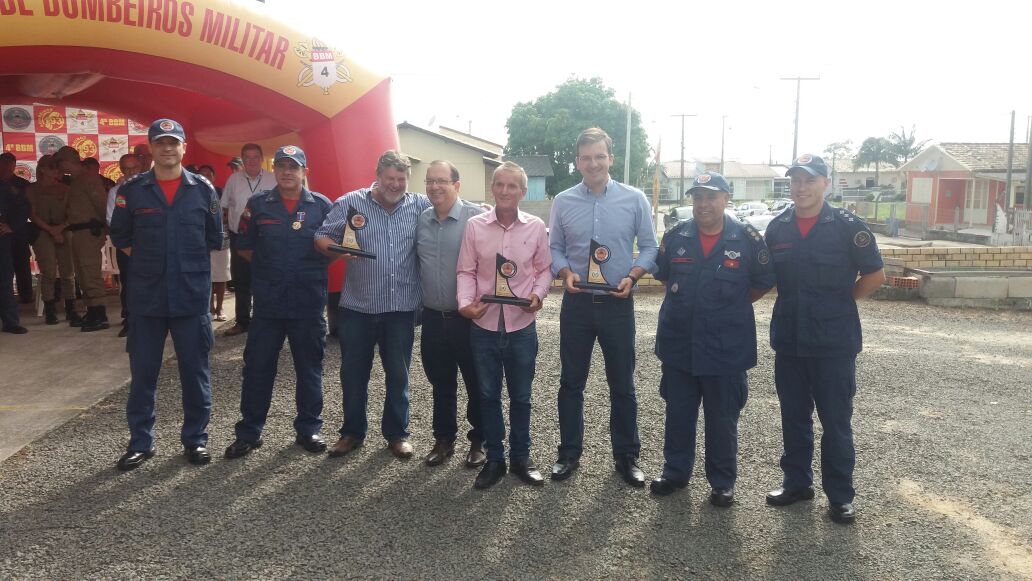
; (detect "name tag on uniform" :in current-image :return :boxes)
[671,257,694,264]
[134,208,162,215]
[257,219,281,225]
[773,243,793,251]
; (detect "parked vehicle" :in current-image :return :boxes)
[769,199,794,213]
[735,201,769,219]
[664,206,692,229]
[743,214,776,235]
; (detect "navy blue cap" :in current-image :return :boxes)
[274,145,306,167]
[148,118,185,143]
[687,171,731,195]
[786,153,828,177]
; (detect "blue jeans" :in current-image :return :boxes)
[420,309,483,443]
[557,293,640,459]
[774,354,857,504]
[337,308,415,443]
[236,316,326,441]
[659,364,748,488]
[470,323,538,462]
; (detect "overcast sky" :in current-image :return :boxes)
[263,0,1030,165]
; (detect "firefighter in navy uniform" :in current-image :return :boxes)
[651,172,775,506]
[224,146,335,459]
[763,154,885,524]
[109,118,223,471]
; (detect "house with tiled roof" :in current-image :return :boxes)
[898,143,1028,228]
[397,122,502,202]
[503,154,553,200]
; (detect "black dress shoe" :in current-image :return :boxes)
[550,456,579,481]
[614,455,646,488]
[474,460,507,490]
[829,503,856,524]
[224,439,262,459]
[1,325,28,334]
[649,476,687,496]
[295,434,327,454]
[766,486,816,506]
[184,446,211,465]
[510,459,544,487]
[117,449,155,471]
[710,487,735,507]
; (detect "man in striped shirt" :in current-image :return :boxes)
[315,150,431,460]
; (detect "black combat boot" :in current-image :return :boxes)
[65,299,84,327]
[81,306,110,332]
[44,301,59,325]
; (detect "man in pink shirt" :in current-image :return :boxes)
[457,161,553,490]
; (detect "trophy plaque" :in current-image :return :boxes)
[573,239,619,291]
[481,253,532,306]
[327,205,377,259]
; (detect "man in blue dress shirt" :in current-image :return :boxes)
[315,150,431,460]
[547,127,659,487]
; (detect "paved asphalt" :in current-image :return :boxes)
[1,291,1030,580]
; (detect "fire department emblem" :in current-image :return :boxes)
[295,38,353,95]
[71,136,98,159]
[159,120,175,132]
[796,154,813,164]
[500,261,517,279]
[696,174,711,184]
[593,244,611,264]
[37,107,65,131]
[349,212,367,230]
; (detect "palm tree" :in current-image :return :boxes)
[854,137,897,186]
[889,125,929,165]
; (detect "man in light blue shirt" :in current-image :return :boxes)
[548,127,659,487]
[315,150,431,461]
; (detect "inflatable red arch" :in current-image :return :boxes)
[1,0,400,290]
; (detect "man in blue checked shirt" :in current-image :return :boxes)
[315,150,431,460]
[548,127,659,488]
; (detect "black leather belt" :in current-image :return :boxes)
[424,308,460,319]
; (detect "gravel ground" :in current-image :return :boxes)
[1,290,1031,580]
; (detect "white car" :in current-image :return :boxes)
[743,214,775,235]
[735,202,769,219]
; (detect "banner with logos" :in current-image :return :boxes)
[1,104,146,182]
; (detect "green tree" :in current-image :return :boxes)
[888,125,929,165]
[824,140,853,191]
[853,137,898,186]
[505,77,649,196]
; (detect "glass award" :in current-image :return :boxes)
[573,239,619,291]
[481,253,532,306]
[328,205,377,259]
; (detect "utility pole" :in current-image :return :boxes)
[624,93,632,184]
[671,113,696,199]
[781,76,819,161]
[1003,110,1015,233]
[1026,116,1032,208]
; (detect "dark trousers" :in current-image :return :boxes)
[337,308,415,442]
[774,353,857,504]
[11,234,31,300]
[125,314,214,452]
[229,232,252,327]
[557,293,640,459]
[116,248,130,320]
[235,316,326,441]
[420,309,483,443]
[471,323,538,462]
[0,236,18,328]
[659,364,748,488]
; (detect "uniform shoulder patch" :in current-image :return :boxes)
[115,194,126,208]
[757,248,770,264]
[853,230,872,248]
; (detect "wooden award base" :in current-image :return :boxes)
[328,244,377,259]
